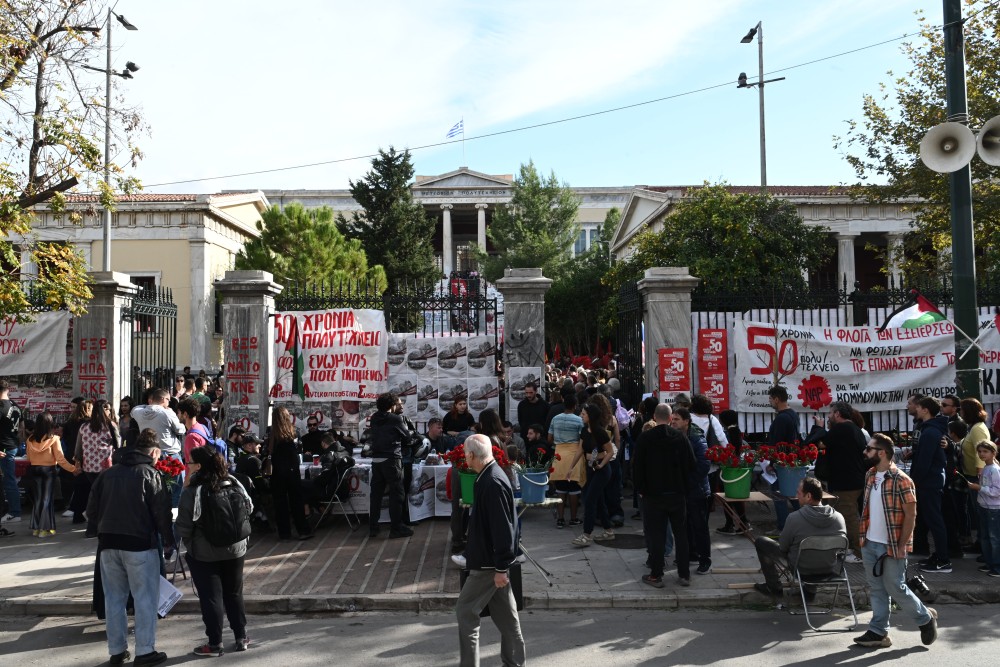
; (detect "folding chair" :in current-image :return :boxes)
[315,467,360,530]
[787,534,858,631]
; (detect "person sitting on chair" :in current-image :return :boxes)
[753,476,847,599]
[303,433,356,510]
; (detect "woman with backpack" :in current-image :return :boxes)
[71,399,121,524]
[176,445,252,656]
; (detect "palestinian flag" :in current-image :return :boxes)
[878,291,946,331]
[287,316,306,400]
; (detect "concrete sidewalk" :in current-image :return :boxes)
[0,500,996,615]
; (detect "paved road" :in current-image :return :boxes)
[0,606,995,666]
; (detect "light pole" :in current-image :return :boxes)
[95,11,138,272]
[737,21,785,192]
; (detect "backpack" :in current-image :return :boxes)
[191,424,228,460]
[196,479,253,547]
[614,399,631,432]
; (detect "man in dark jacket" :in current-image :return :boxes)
[810,400,868,559]
[516,382,549,442]
[87,436,173,667]
[634,403,696,587]
[455,434,525,667]
[671,407,712,575]
[768,385,801,531]
[367,392,413,539]
[910,396,951,573]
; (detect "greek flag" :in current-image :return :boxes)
[446,120,464,138]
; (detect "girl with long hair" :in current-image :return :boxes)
[26,411,76,536]
[176,446,252,655]
[71,399,121,523]
[443,397,476,436]
[571,403,615,547]
[266,406,312,541]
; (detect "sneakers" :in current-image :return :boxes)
[988,569,1000,578]
[556,518,566,529]
[1,514,20,523]
[134,651,168,666]
[854,630,892,648]
[641,574,664,588]
[61,510,75,518]
[450,554,467,568]
[696,562,712,575]
[389,526,414,539]
[593,529,615,541]
[978,565,991,573]
[192,643,224,657]
[919,608,938,646]
[235,637,250,652]
[568,518,582,526]
[919,558,952,573]
[847,554,864,564]
[677,577,691,587]
[716,525,742,535]
[571,534,592,547]
[109,650,130,665]
[753,582,779,596]
[630,512,641,520]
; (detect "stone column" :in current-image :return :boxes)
[497,268,551,421]
[638,267,700,395]
[441,204,454,276]
[74,272,137,407]
[214,270,283,437]
[836,233,858,291]
[476,203,488,252]
[886,233,904,286]
[189,239,209,370]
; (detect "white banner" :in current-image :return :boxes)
[273,309,388,401]
[733,318,1000,412]
[0,312,70,375]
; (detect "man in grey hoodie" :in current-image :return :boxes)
[131,388,186,506]
[754,476,847,596]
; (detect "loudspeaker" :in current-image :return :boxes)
[976,115,1000,166]
[919,122,976,173]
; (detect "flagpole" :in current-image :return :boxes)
[461,116,465,165]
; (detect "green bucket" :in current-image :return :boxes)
[721,466,752,499]
[459,470,477,504]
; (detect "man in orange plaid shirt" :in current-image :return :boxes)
[855,433,938,649]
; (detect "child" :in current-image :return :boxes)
[969,441,1000,577]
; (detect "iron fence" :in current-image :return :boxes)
[121,285,177,401]
[615,280,644,409]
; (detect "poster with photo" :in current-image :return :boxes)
[387,334,409,375]
[338,400,364,426]
[467,377,500,421]
[407,467,436,521]
[405,339,438,381]
[227,408,262,438]
[506,367,541,424]
[388,375,419,421]
[415,382,441,422]
[436,337,468,379]
[466,335,496,377]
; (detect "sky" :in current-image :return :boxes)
[112,0,948,194]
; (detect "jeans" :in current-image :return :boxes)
[456,569,525,667]
[978,505,1000,571]
[101,548,160,657]
[187,554,247,646]
[583,464,611,534]
[641,494,688,578]
[30,465,58,531]
[861,540,932,636]
[686,494,711,567]
[0,451,21,516]
[369,457,405,532]
[916,486,948,562]
[168,454,184,508]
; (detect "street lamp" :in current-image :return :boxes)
[737,21,785,192]
[86,11,138,272]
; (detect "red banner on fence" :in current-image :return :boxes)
[658,348,691,399]
[696,329,730,411]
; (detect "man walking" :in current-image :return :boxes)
[455,434,525,667]
[87,433,174,666]
[634,403,696,587]
[368,393,413,539]
[0,379,23,525]
[855,433,938,649]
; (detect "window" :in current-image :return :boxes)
[574,229,587,256]
[130,275,157,333]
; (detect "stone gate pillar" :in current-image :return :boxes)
[74,271,137,407]
[496,268,551,423]
[638,267,700,396]
[214,270,283,437]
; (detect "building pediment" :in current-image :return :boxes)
[413,168,513,190]
[611,188,677,253]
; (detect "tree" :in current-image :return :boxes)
[475,161,580,282]
[604,183,832,307]
[2,1,145,320]
[546,208,618,353]
[337,147,440,287]
[235,203,387,290]
[834,1,1000,277]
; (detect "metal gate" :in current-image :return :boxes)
[615,280,644,409]
[121,286,178,400]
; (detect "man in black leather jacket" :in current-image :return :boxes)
[368,393,413,539]
[87,432,174,666]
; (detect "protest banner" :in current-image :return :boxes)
[658,348,691,402]
[733,318,1000,412]
[0,312,71,376]
[696,329,730,411]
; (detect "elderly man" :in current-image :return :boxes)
[753,476,847,598]
[455,434,525,667]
